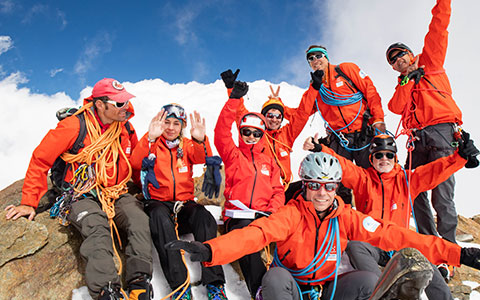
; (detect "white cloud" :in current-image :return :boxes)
[0,0,14,13]
[173,10,198,45]
[56,9,67,30]
[22,4,48,24]
[0,35,13,55]
[49,68,64,77]
[74,31,114,78]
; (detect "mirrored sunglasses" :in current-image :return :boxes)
[306,181,338,192]
[307,53,325,62]
[373,152,395,160]
[105,99,129,108]
[240,128,263,138]
[388,50,408,65]
[163,104,186,121]
[266,112,282,120]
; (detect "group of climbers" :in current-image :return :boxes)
[4,0,480,299]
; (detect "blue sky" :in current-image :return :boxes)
[0,0,323,98]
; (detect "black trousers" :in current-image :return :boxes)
[225,218,267,297]
[144,200,225,289]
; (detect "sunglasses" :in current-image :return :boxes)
[388,50,408,65]
[306,181,338,192]
[105,100,129,108]
[307,53,325,62]
[373,152,395,160]
[240,128,263,138]
[266,112,282,120]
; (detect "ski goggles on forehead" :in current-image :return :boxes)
[387,50,408,65]
[307,53,325,62]
[266,112,282,120]
[240,128,263,138]
[104,99,129,108]
[306,181,338,192]
[373,152,395,160]
[163,104,186,121]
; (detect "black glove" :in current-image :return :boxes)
[458,131,480,160]
[407,68,425,84]
[229,81,249,99]
[310,70,324,91]
[165,240,212,262]
[460,247,480,270]
[310,137,323,153]
[254,211,272,219]
[220,69,240,89]
[202,156,222,199]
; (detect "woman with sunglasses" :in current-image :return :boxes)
[219,69,319,192]
[130,103,228,300]
[304,133,476,299]
[213,80,285,298]
[166,151,480,300]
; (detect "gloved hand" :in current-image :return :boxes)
[140,153,160,200]
[407,68,425,84]
[220,69,240,89]
[165,240,212,262]
[254,211,272,219]
[460,247,480,269]
[458,131,480,162]
[310,70,324,90]
[202,156,222,199]
[229,81,249,99]
[311,137,323,153]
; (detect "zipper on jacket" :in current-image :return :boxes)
[168,149,176,201]
[312,212,320,282]
[379,174,385,219]
[249,148,258,208]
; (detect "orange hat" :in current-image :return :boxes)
[261,85,285,116]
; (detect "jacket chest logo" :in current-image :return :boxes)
[261,164,270,176]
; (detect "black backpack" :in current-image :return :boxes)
[50,107,135,191]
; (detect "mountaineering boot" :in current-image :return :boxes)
[370,248,434,300]
[98,282,128,300]
[171,284,192,300]
[206,283,228,300]
[437,263,455,282]
[128,273,153,300]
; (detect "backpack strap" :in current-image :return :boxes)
[70,112,87,154]
[124,120,135,137]
[334,65,361,95]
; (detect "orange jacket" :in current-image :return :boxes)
[388,0,462,129]
[312,63,384,133]
[322,146,466,228]
[204,196,461,285]
[21,105,137,208]
[214,97,285,218]
[131,134,212,202]
[233,85,319,185]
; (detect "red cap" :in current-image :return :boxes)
[85,78,135,103]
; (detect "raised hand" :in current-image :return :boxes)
[310,70,324,90]
[229,81,249,99]
[190,110,206,142]
[148,109,168,141]
[220,69,240,89]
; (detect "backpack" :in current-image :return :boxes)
[50,107,135,191]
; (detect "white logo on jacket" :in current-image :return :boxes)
[261,164,270,176]
[362,216,381,232]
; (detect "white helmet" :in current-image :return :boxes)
[299,152,342,183]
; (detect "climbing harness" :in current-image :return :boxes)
[272,217,341,300]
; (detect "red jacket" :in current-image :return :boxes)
[322,146,466,228]
[21,105,137,208]
[131,134,212,202]
[205,196,461,285]
[388,0,462,129]
[234,85,319,185]
[214,97,285,218]
[312,63,384,133]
